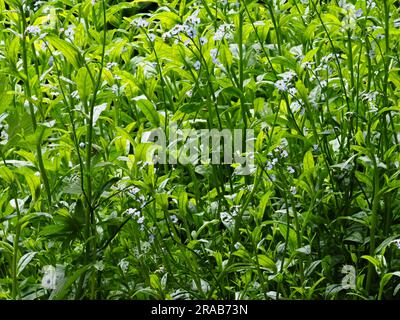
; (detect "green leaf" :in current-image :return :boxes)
[257,191,271,221]
[233,249,250,260]
[256,254,276,271]
[149,274,162,291]
[361,255,381,268]
[19,212,52,226]
[7,36,20,67]
[0,166,14,184]
[76,67,93,101]
[53,265,90,300]
[74,198,85,225]
[17,252,37,276]
[394,282,400,296]
[302,48,319,63]
[98,177,120,198]
[303,150,315,177]
[62,179,82,195]
[380,273,393,291]
[47,35,81,69]
[179,103,202,114]
[355,171,372,189]
[214,252,223,270]
[178,188,188,215]
[135,97,160,127]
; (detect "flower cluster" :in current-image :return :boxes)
[26,25,41,36]
[210,48,222,67]
[213,24,234,41]
[126,207,145,229]
[265,139,290,171]
[339,1,362,31]
[274,70,297,93]
[162,11,201,42]
[131,17,149,28]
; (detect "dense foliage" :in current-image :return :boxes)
[0,0,400,300]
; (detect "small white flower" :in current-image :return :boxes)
[301,61,314,70]
[391,239,400,249]
[234,242,240,250]
[0,131,8,145]
[41,265,64,290]
[171,215,178,223]
[186,27,197,38]
[199,37,207,45]
[186,89,193,97]
[290,101,302,113]
[111,84,119,95]
[148,33,156,42]
[368,50,376,59]
[65,25,75,38]
[162,31,171,41]
[137,216,145,224]
[186,11,201,25]
[193,60,201,70]
[231,205,240,217]
[281,71,296,82]
[290,186,297,195]
[367,0,376,9]
[288,87,297,96]
[118,259,129,272]
[338,0,347,8]
[79,142,85,149]
[220,211,234,229]
[26,25,41,36]
[131,17,149,28]
[42,266,57,290]
[210,48,219,60]
[106,62,118,70]
[274,80,287,91]
[281,150,288,158]
[213,30,224,41]
[128,187,140,196]
[287,166,295,174]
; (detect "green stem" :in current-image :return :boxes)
[11,192,22,299]
[366,154,381,295]
[20,7,52,206]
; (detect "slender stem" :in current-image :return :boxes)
[20,6,52,207]
[11,191,22,299]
